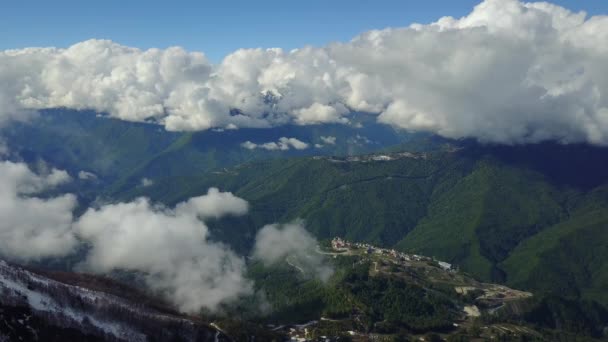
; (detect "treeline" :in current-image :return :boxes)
[486,295,608,339]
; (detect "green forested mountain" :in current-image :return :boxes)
[111,142,608,312]
[4,111,608,338]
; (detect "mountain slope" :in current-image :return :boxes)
[1,109,180,181]
[106,117,431,195]
[0,260,229,342]
[397,159,567,281]
[502,186,608,305]
[116,151,461,247]
[115,144,608,310]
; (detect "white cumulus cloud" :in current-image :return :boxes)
[74,188,252,313]
[291,103,349,125]
[252,221,334,282]
[0,160,325,314]
[0,0,607,144]
[78,170,97,181]
[320,136,337,145]
[0,161,77,261]
[140,177,154,187]
[241,137,309,151]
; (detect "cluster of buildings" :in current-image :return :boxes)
[331,237,454,271]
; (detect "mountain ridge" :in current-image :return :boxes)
[0,259,230,341]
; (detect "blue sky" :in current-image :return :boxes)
[1,0,605,62]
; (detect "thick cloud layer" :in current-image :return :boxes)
[252,221,333,282]
[1,0,608,144]
[241,137,309,151]
[75,188,251,313]
[0,161,77,261]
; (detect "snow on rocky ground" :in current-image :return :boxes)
[0,260,226,341]
[0,260,146,341]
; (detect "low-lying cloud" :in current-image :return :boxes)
[78,170,97,181]
[316,136,337,148]
[0,159,335,312]
[0,161,77,261]
[1,0,608,145]
[0,168,254,313]
[75,188,252,313]
[241,137,309,151]
[252,221,334,282]
[140,177,154,187]
[320,136,336,145]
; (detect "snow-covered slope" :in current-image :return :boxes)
[0,260,228,341]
